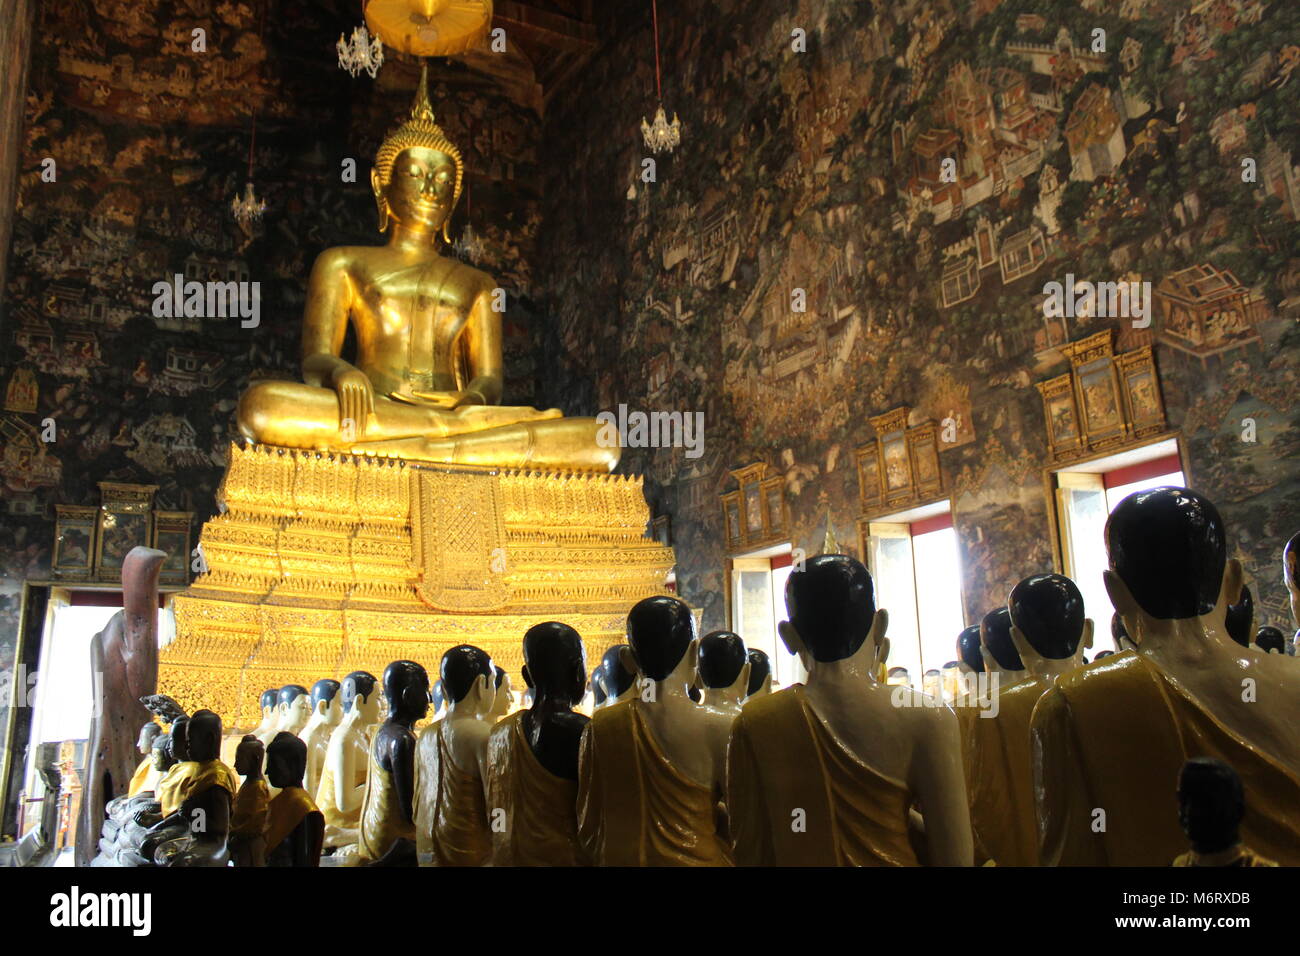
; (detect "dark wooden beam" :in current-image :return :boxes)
[493,0,598,56]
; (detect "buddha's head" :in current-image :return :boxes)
[234,734,264,778]
[440,645,494,718]
[599,644,638,701]
[187,710,224,763]
[780,554,878,667]
[1177,757,1244,855]
[150,733,176,772]
[383,660,430,724]
[1254,625,1287,655]
[371,64,463,242]
[310,678,342,723]
[1104,487,1238,644]
[266,732,308,790]
[745,648,772,699]
[1008,573,1092,674]
[521,621,587,707]
[980,607,1023,675]
[956,624,984,673]
[137,720,160,756]
[627,596,698,687]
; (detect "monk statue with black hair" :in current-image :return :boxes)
[1254,626,1288,655]
[596,644,639,707]
[966,574,1091,867]
[265,732,325,866]
[727,555,972,866]
[745,648,772,700]
[151,709,239,866]
[980,607,1026,685]
[228,735,269,866]
[1173,758,1277,867]
[318,670,379,850]
[486,622,590,865]
[487,665,514,722]
[1032,487,1300,865]
[578,596,733,866]
[299,678,342,797]
[1224,584,1254,648]
[356,660,428,865]
[698,631,750,716]
[415,645,494,866]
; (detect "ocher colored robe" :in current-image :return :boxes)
[727,686,916,866]
[577,700,732,866]
[414,720,491,867]
[1032,651,1300,866]
[356,746,414,863]
[485,711,585,866]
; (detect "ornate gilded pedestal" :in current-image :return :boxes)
[160,444,674,726]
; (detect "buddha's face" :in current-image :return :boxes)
[380,147,456,232]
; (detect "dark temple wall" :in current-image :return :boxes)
[535,0,1300,634]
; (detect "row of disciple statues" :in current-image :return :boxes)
[89,486,1300,865]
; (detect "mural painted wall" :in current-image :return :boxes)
[0,0,551,789]
[536,0,1300,636]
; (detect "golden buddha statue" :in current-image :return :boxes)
[235,64,616,472]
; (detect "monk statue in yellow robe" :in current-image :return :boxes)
[150,710,240,867]
[228,735,270,867]
[485,622,590,866]
[1032,487,1300,866]
[595,644,639,709]
[234,64,616,472]
[127,720,162,797]
[698,631,750,717]
[964,576,1091,867]
[356,661,428,866]
[414,645,494,866]
[317,670,380,852]
[577,596,734,866]
[727,555,973,866]
[264,732,325,867]
[299,679,342,799]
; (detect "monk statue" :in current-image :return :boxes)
[1172,758,1277,867]
[264,732,325,867]
[595,644,639,708]
[485,622,590,866]
[1254,626,1287,655]
[317,670,380,852]
[414,645,494,866]
[127,721,162,797]
[727,555,973,866]
[577,596,734,866]
[76,546,166,866]
[965,574,1091,867]
[979,607,1026,686]
[235,64,616,472]
[270,685,312,741]
[697,631,750,716]
[488,665,514,722]
[91,730,177,866]
[151,709,240,867]
[356,661,428,866]
[1032,487,1300,865]
[745,648,772,700]
[228,735,270,867]
[587,663,607,712]
[299,678,342,798]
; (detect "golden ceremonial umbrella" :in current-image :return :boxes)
[364,0,493,57]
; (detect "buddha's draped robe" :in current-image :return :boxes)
[484,711,585,866]
[127,756,158,797]
[1033,651,1300,866]
[231,777,270,839]
[577,700,732,866]
[962,678,1046,867]
[265,785,322,865]
[727,686,917,866]
[413,720,491,866]
[157,759,240,816]
[356,743,415,863]
[315,725,369,832]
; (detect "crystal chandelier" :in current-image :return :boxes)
[640,0,681,154]
[453,223,486,263]
[641,104,681,154]
[337,23,384,78]
[230,181,266,226]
